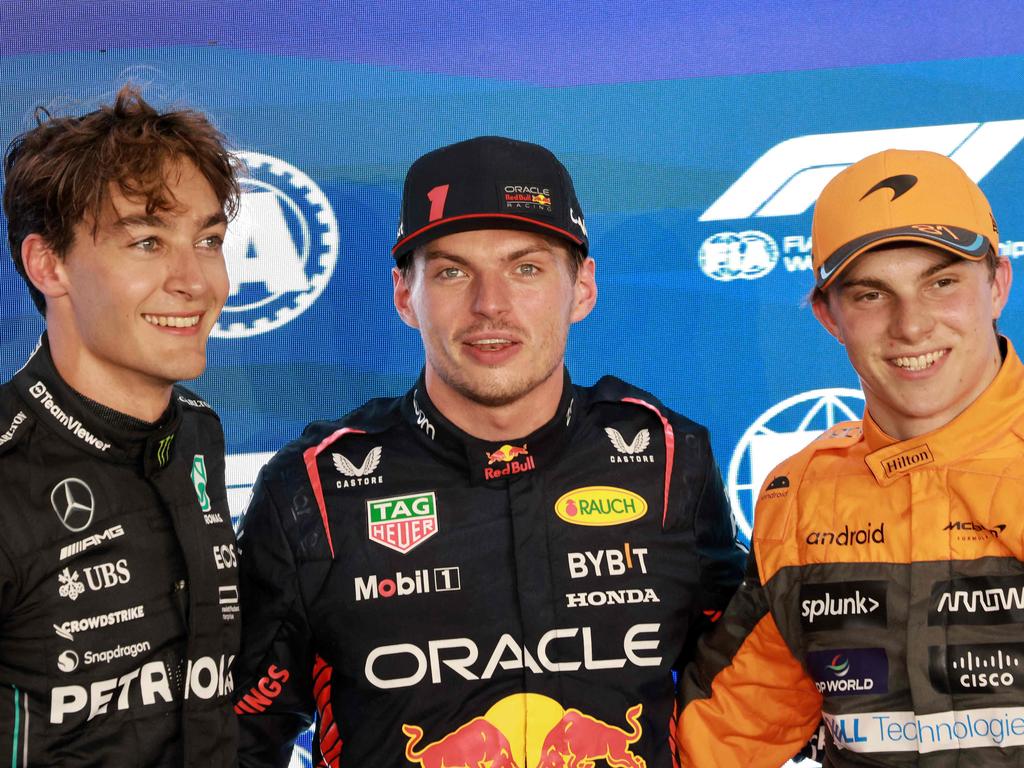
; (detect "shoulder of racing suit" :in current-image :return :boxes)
[751,418,865,583]
[0,381,35,458]
[173,384,222,421]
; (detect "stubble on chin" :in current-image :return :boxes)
[433,357,563,408]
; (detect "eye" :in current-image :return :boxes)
[934,276,956,288]
[132,237,159,252]
[438,266,465,280]
[516,263,539,276]
[197,234,224,250]
[856,290,882,302]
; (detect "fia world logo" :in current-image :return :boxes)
[215,151,339,338]
[728,388,864,541]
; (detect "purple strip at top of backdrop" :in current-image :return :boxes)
[3,0,1022,86]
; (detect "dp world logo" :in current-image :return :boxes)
[727,388,864,540]
[215,151,339,338]
[699,231,778,281]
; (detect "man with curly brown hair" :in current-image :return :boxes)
[0,85,241,766]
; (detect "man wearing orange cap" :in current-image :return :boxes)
[679,149,1024,766]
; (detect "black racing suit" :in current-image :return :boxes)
[234,371,745,767]
[0,337,240,766]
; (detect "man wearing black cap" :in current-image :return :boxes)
[233,136,745,768]
[679,150,1024,766]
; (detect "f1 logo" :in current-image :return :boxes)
[699,120,1024,221]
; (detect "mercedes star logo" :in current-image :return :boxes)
[51,478,95,532]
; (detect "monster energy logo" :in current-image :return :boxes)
[155,434,175,468]
[191,455,211,512]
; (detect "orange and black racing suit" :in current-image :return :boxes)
[233,371,746,767]
[680,338,1024,767]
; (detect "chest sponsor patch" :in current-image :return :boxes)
[879,443,934,478]
[824,707,1024,753]
[554,487,647,526]
[800,581,887,632]
[191,455,211,512]
[366,492,438,554]
[929,574,1024,626]
[807,647,889,697]
[929,643,1024,695]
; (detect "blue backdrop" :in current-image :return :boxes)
[3,4,1024,764]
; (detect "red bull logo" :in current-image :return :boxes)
[399,695,645,768]
[487,444,530,464]
[532,193,552,206]
[484,444,536,480]
[403,717,519,768]
[537,703,646,768]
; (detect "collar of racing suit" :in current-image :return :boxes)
[12,333,182,476]
[861,336,1024,486]
[399,367,579,485]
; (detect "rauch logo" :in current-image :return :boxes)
[554,487,647,527]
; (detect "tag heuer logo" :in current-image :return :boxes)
[366,492,437,554]
[191,455,211,512]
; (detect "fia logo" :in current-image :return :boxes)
[699,231,779,281]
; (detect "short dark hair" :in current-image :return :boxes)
[3,83,241,314]
[397,237,586,284]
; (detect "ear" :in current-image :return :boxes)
[990,257,1013,319]
[811,292,844,345]
[569,257,598,323]
[392,265,420,329]
[21,234,69,303]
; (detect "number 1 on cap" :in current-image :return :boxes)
[427,184,450,222]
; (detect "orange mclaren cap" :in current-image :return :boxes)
[812,149,998,290]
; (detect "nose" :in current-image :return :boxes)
[164,244,211,299]
[470,270,512,318]
[889,296,935,342]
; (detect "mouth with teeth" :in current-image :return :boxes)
[892,349,947,372]
[468,338,515,351]
[143,314,201,329]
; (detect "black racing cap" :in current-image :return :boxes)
[392,135,589,260]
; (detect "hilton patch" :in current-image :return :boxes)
[880,444,933,478]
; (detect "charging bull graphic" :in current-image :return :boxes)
[536,703,645,768]
[402,717,520,768]
[486,444,529,464]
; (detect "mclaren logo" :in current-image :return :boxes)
[699,120,1024,221]
[860,174,918,201]
[51,478,95,533]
